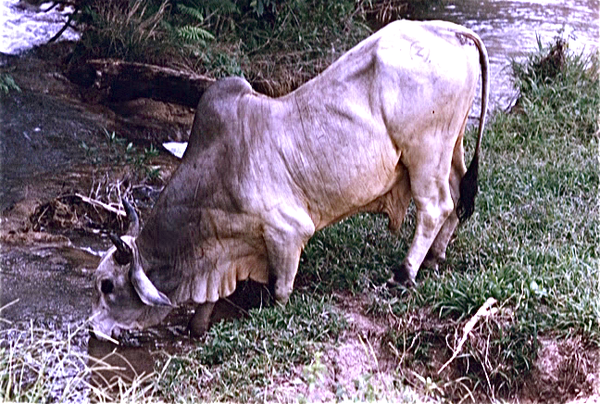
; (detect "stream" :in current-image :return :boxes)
[416,0,599,112]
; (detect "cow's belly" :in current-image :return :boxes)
[300,143,403,231]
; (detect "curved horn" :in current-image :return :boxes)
[122,199,140,237]
[130,264,173,307]
[108,233,132,265]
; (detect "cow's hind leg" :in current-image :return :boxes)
[422,212,458,270]
[422,126,469,270]
[391,149,455,286]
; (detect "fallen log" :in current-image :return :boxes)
[69,59,215,108]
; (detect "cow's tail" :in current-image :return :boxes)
[456,31,489,223]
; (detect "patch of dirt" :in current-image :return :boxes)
[523,337,600,404]
[0,41,183,339]
[262,293,404,403]
[3,42,196,144]
[270,294,600,404]
[320,295,399,401]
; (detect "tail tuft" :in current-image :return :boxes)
[456,154,479,222]
[455,29,488,224]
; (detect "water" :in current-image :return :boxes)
[162,0,600,158]
[0,0,80,54]
[414,0,600,111]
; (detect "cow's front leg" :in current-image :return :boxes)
[264,207,315,304]
[266,244,303,305]
[187,301,215,337]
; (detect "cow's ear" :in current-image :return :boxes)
[109,233,133,265]
[129,264,173,307]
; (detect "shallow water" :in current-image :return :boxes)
[0,0,80,54]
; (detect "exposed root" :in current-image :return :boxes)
[438,298,498,374]
[75,193,126,218]
[29,172,139,235]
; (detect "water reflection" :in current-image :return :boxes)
[87,338,157,398]
[85,280,270,399]
[415,0,599,110]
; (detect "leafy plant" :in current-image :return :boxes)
[159,294,346,401]
[0,73,21,95]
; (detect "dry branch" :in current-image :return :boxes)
[75,193,126,217]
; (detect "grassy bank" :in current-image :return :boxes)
[3,38,598,403]
[0,316,159,403]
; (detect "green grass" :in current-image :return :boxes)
[159,294,347,402]
[294,37,598,399]
[80,128,163,183]
[323,39,597,398]
[0,73,21,95]
[154,37,598,401]
[323,38,598,329]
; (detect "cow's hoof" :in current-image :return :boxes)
[421,251,444,271]
[187,321,208,338]
[388,263,416,288]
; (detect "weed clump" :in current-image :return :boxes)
[0,73,21,95]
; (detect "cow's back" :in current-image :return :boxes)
[250,20,482,229]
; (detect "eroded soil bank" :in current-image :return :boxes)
[0,43,187,369]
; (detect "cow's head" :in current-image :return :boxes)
[90,200,173,341]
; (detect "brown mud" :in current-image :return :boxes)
[0,42,195,391]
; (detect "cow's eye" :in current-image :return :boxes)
[100,279,114,295]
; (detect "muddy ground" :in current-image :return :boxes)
[1,42,598,403]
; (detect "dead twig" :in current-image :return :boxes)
[75,193,126,217]
[438,297,498,374]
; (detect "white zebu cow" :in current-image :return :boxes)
[91,19,489,339]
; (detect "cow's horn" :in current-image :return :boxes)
[130,264,173,307]
[122,199,140,237]
[109,233,132,265]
